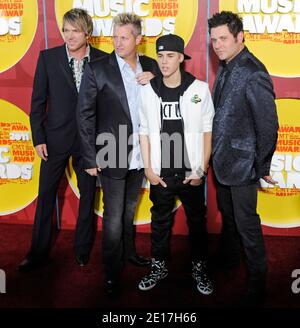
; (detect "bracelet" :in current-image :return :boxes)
[195,168,207,179]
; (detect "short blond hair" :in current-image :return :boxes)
[112,13,142,36]
[62,8,93,37]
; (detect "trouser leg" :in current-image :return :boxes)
[28,152,68,260]
[72,144,97,256]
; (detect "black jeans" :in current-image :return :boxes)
[150,174,207,262]
[216,182,267,288]
[99,169,144,280]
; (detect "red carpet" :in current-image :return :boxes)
[0,223,300,311]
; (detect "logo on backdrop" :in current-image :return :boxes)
[219,0,300,77]
[257,99,300,228]
[291,269,300,294]
[55,0,198,58]
[0,99,40,216]
[0,0,38,73]
[0,269,5,294]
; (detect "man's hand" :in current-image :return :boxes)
[262,175,278,185]
[145,168,167,187]
[183,172,203,186]
[35,144,48,161]
[85,167,101,176]
[136,72,155,85]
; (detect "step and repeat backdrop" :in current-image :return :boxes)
[0,0,299,235]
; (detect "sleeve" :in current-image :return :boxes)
[150,58,160,77]
[140,56,160,76]
[138,86,149,136]
[30,51,48,146]
[246,70,279,177]
[77,62,99,169]
[201,83,215,132]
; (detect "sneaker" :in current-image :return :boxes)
[192,261,213,295]
[138,258,168,291]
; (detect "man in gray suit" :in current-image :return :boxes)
[208,11,278,306]
[77,13,159,296]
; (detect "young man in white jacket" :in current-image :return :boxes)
[138,34,215,294]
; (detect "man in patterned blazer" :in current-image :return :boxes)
[208,11,278,306]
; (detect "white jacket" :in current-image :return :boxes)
[139,77,215,175]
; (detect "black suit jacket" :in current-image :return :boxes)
[212,47,278,186]
[77,51,159,179]
[30,44,107,154]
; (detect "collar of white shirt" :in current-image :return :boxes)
[115,52,141,72]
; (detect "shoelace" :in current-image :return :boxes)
[194,273,211,284]
[144,261,165,280]
[193,262,206,272]
[192,262,211,282]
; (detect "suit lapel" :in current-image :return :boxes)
[58,45,77,94]
[108,52,131,120]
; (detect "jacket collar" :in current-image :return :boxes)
[150,68,195,98]
[221,46,247,72]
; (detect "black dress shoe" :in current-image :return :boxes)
[105,279,120,297]
[128,254,151,267]
[18,258,47,273]
[75,254,89,266]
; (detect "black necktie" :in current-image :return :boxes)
[214,66,228,107]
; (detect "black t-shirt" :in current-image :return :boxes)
[160,83,191,177]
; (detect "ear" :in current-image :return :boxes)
[136,34,142,45]
[179,53,184,63]
[237,31,244,43]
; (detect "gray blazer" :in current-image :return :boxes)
[77,51,159,178]
[212,47,278,186]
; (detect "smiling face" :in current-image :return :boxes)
[210,24,244,63]
[157,51,184,79]
[63,21,88,55]
[113,24,142,61]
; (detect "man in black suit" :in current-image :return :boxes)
[18,8,107,272]
[77,13,159,295]
[208,11,278,306]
